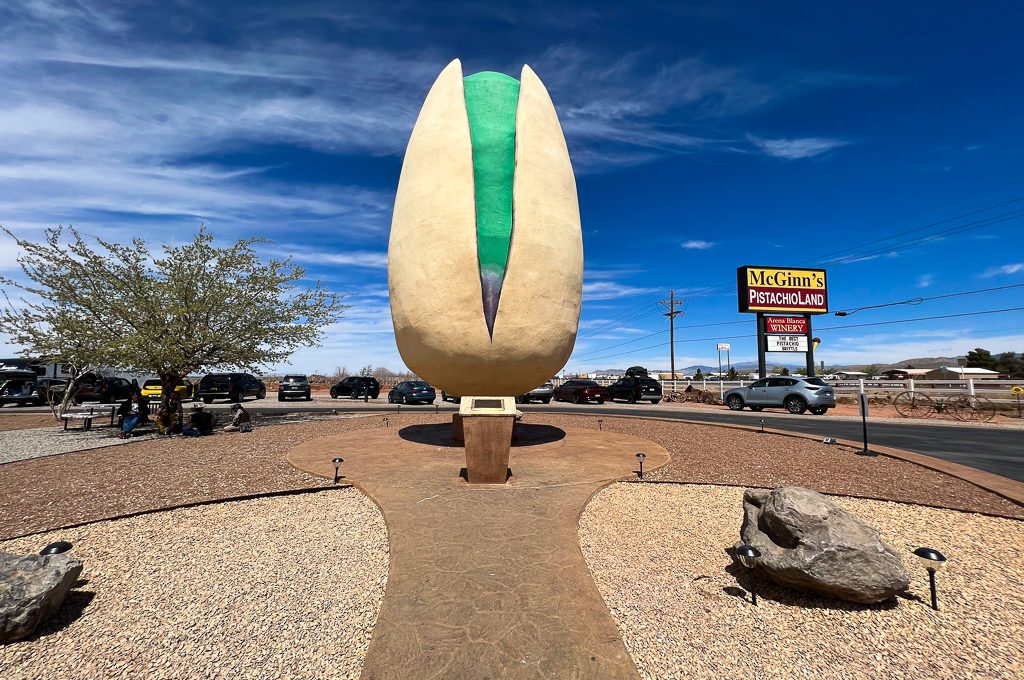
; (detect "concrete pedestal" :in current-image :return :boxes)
[462,415,514,483]
[458,397,516,484]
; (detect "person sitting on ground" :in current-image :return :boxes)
[117,393,149,439]
[182,403,215,437]
[156,392,184,436]
[223,403,252,433]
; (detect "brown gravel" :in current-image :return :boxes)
[580,483,1024,680]
[2,413,1019,542]
[0,413,61,431]
[557,414,1023,519]
[0,488,389,680]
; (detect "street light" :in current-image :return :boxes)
[40,541,73,556]
[735,544,762,605]
[635,452,646,480]
[331,457,343,485]
[912,547,948,610]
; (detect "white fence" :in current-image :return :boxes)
[570,378,1024,405]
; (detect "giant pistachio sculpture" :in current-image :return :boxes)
[388,59,583,397]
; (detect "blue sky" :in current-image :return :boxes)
[1,1,1022,374]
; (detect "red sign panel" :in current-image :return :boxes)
[765,316,808,334]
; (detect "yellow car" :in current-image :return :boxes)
[140,379,193,403]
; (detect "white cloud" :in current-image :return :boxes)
[916,274,934,288]
[582,281,661,301]
[681,240,716,250]
[282,245,388,269]
[748,135,850,160]
[981,263,1024,278]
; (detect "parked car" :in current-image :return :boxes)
[69,375,135,404]
[516,381,554,404]
[607,377,662,404]
[0,378,49,406]
[330,376,381,399]
[441,390,461,404]
[278,374,312,401]
[722,377,836,415]
[553,379,609,405]
[388,380,436,404]
[140,378,194,403]
[197,373,266,404]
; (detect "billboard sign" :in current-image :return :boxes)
[737,266,828,314]
[767,335,809,352]
[765,316,809,334]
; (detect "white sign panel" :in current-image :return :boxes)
[717,343,731,351]
[767,335,808,352]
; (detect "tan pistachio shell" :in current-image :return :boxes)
[388,59,582,396]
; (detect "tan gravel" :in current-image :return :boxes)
[580,482,1024,679]
[0,488,388,679]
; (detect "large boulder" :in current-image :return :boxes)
[736,487,910,604]
[1,550,84,643]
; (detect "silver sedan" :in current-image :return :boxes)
[723,377,836,415]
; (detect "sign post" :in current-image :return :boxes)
[857,393,875,456]
[737,266,828,379]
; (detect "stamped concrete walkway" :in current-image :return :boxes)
[287,422,670,679]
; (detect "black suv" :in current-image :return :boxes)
[197,373,266,404]
[278,374,312,401]
[607,376,663,404]
[330,376,380,399]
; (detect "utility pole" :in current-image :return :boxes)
[660,290,683,379]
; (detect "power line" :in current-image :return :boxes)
[572,306,1024,364]
[835,282,1024,316]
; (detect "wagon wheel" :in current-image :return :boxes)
[950,395,996,422]
[972,396,997,422]
[947,395,975,421]
[892,391,934,419]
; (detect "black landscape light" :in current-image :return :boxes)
[396,404,402,415]
[332,457,344,485]
[598,419,604,431]
[912,547,948,610]
[40,541,73,556]
[383,416,389,428]
[735,544,762,605]
[435,403,439,415]
[635,452,646,480]
[332,409,338,416]
[759,419,765,434]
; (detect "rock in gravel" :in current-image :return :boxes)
[0,550,83,643]
[736,486,910,603]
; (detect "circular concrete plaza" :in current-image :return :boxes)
[1,412,1022,679]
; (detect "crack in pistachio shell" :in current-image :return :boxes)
[463,71,519,337]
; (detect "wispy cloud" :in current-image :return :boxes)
[681,240,716,250]
[916,274,934,288]
[748,135,850,160]
[282,245,388,269]
[981,263,1024,278]
[583,281,661,301]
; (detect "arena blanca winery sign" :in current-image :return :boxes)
[736,266,828,315]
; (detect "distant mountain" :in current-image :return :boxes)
[833,356,965,372]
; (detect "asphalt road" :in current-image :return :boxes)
[4,399,1022,482]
